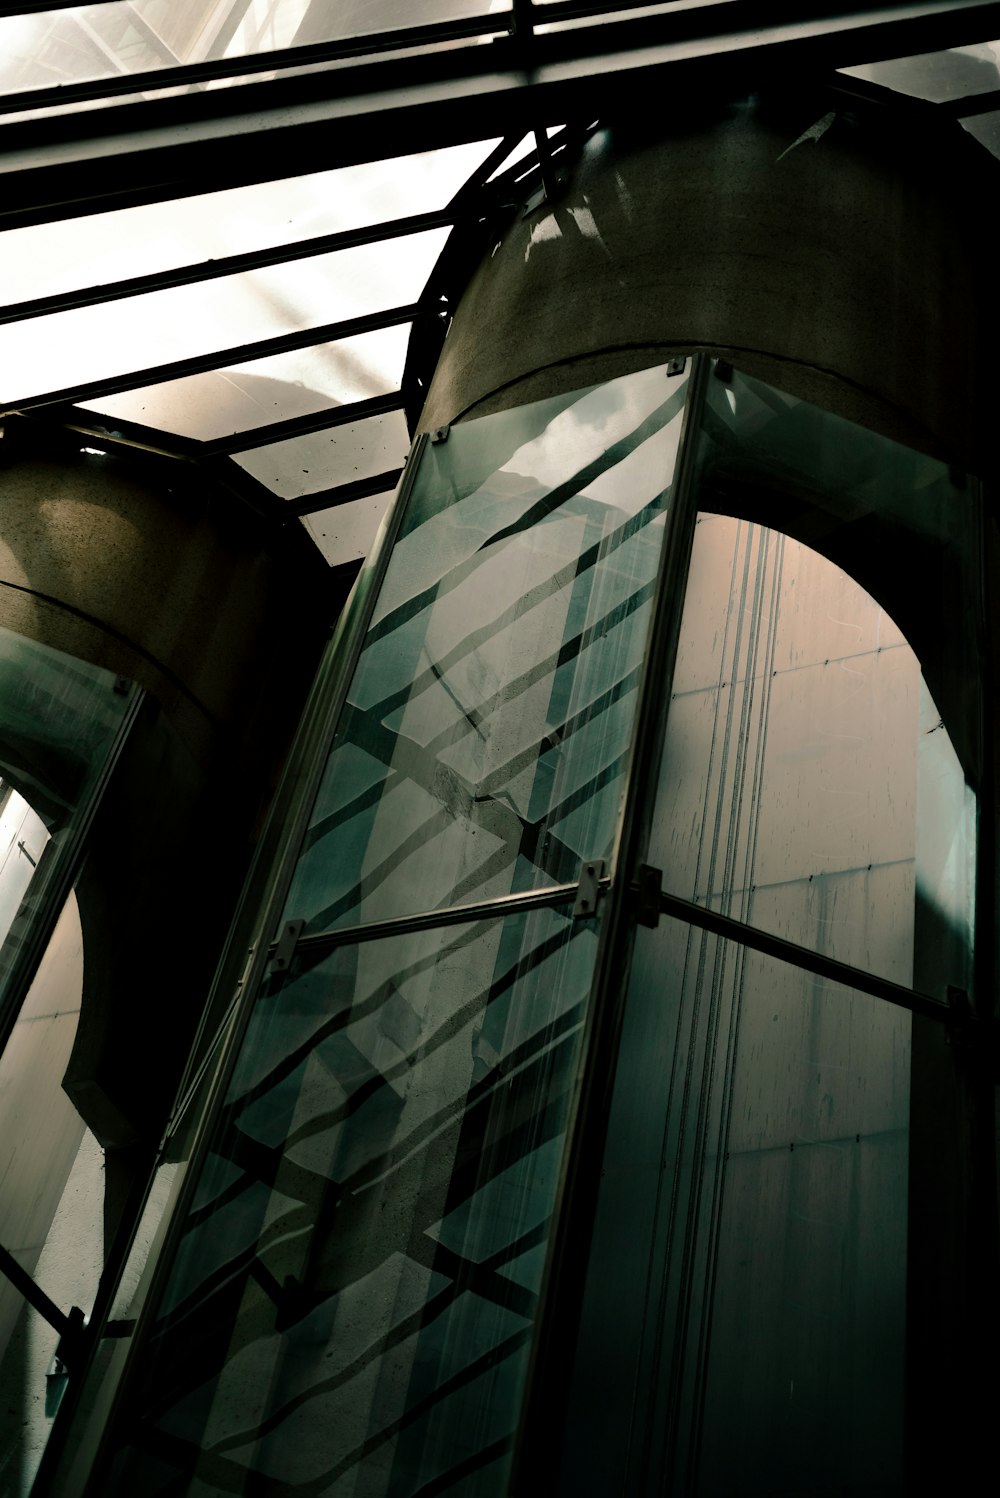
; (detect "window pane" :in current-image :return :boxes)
[0,232,448,406]
[101,903,597,1497]
[649,370,978,1001]
[961,109,1000,159]
[285,363,688,933]
[87,327,411,443]
[841,42,1000,103]
[300,488,397,566]
[561,913,909,1496]
[236,409,410,498]
[0,3,511,98]
[0,142,497,308]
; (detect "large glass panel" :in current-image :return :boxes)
[101,903,598,1497]
[0,894,105,1498]
[961,109,1000,159]
[1,232,448,406]
[0,3,511,99]
[284,363,688,933]
[0,142,497,310]
[86,326,411,443]
[235,408,411,499]
[300,488,397,566]
[0,632,134,1488]
[561,914,909,1498]
[841,42,1000,103]
[649,370,978,1000]
[0,629,134,1020]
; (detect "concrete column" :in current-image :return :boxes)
[420,92,995,476]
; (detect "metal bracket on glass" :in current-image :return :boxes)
[431,425,450,445]
[0,1238,86,1371]
[268,919,304,976]
[50,1305,86,1379]
[666,358,687,378]
[634,864,663,928]
[572,859,605,919]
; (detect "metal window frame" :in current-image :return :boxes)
[2,3,1000,232]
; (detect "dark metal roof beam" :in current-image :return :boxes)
[203,391,408,458]
[512,0,536,37]
[0,208,453,326]
[0,130,530,328]
[286,469,405,519]
[0,1,124,11]
[0,11,513,117]
[1,2,998,232]
[939,88,1000,119]
[4,305,424,414]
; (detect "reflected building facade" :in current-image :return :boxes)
[0,12,997,1498]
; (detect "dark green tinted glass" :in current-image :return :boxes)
[104,906,599,1495]
[284,365,688,932]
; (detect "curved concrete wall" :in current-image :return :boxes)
[420,94,995,473]
[0,442,333,1147]
[0,445,330,770]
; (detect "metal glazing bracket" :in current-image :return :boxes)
[634,864,663,928]
[269,918,304,975]
[573,859,605,919]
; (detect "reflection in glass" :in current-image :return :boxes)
[285,364,689,932]
[104,905,598,1496]
[562,915,909,1497]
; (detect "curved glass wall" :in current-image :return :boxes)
[82,356,983,1497]
[0,633,140,1496]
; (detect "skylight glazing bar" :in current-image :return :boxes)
[46,409,201,461]
[202,457,289,523]
[938,87,1000,117]
[448,131,528,203]
[5,4,1000,233]
[0,1,122,12]
[0,10,515,117]
[285,469,406,519]
[202,390,407,458]
[6,305,424,415]
[512,0,536,36]
[0,209,454,327]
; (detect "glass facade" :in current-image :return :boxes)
[64,356,983,1496]
[0,635,139,1494]
[2,8,999,1496]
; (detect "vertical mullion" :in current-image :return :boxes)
[509,352,712,1494]
[512,0,536,39]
